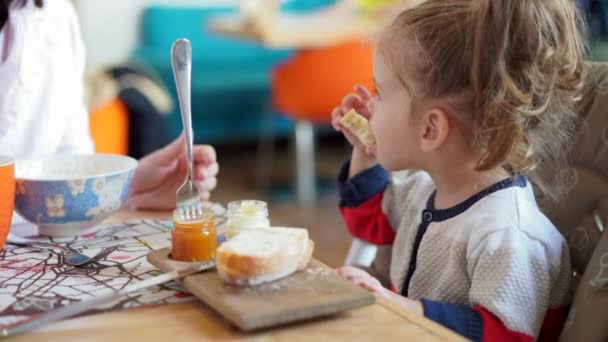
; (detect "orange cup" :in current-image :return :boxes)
[0,156,14,250]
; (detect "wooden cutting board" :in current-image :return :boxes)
[147,248,375,331]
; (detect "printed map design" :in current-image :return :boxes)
[0,220,193,329]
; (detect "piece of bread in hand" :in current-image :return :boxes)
[339,109,375,146]
[216,227,314,286]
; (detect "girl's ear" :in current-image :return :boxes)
[419,107,450,153]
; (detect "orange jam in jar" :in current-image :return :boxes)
[171,209,217,262]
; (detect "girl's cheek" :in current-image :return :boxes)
[368,97,377,114]
[369,116,379,141]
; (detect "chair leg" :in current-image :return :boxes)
[293,120,316,207]
[345,238,377,266]
[254,105,277,192]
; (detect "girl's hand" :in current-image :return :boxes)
[331,85,376,157]
[336,266,386,293]
[336,266,424,316]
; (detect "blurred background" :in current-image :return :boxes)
[73,0,608,266]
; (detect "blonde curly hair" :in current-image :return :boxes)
[379,0,588,199]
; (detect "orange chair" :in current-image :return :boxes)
[89,97,130,155]
[271,40,374,205]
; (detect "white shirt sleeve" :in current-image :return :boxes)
[0,26,5,60]
[0,19,20,158]
[56,1,94,155]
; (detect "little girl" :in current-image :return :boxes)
[332,1,587,341]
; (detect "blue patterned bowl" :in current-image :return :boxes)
[14,154,138,236]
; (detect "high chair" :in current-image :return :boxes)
[541,62,608,341]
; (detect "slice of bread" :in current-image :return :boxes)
[339,109,375,146]
[216,227,314,286]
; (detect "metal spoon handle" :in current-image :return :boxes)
[171,38,194,180]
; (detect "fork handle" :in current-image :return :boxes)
[8,241,68,253]
[171,38,195,180]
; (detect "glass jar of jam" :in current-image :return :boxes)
[171,209,217,262]
[223,200,270,240]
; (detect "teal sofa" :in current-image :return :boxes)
[130,1,335,144]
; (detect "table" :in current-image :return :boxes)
[4,209,466,341]
[208,3,379,49]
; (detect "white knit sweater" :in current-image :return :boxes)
[338,163,571,339]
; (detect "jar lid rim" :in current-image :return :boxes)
[227,200,268,212]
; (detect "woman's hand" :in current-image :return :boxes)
[125,134,219,210]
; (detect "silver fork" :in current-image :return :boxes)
[7,240,116,267]
[171,38,203,219]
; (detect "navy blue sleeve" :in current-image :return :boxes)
[337,159,389,208]
[422,299,483,342]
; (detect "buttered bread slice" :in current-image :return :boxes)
[339,109,375,146]
[216,227,314,286]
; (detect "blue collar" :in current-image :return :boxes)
[424,175,527,222]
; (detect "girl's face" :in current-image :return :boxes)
[368,49,423,171]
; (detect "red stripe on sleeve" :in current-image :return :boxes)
[340,192,396,245]
[475,305,568,342]
[474,305,534,342]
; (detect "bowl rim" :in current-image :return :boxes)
[0,155,13,167]
[15,154,138,181]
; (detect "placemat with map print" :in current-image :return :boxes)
[0,219,193,329]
